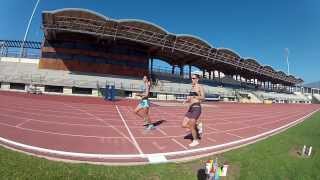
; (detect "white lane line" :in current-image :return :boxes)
[207,137,216,142]
[206,126,222,132]
[226,132,243,139]
[0,121,124,139]
[0,110,310,139]
[116,105,144,155]
[256,126,268,130]
[171,138,188,150]
[62,103,132,143]
[15,120,31,128]
[0,113,112,128]
[0,108,317,159]
[0,106,99,121]
[152,142,166,150]
[147,154,167,163]
[157,128,168,136]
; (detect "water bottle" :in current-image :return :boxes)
[210,158,219,180]
[302,145,306,156]
[214,168,220,180]
[213,157,218,171]
[205,160,212,175]
[308,146,312,156]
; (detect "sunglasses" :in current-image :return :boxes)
[191,77,198,80]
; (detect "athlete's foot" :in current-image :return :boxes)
[145,124,155,130]
[197,122,203,138]
[189,140,199,147]
[143,118,149,126]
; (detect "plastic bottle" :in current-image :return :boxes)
[213,157,218,171]
[205,160,212,175]
[308,146,312,156]
[302,145,306,156]
[212,158,218,179]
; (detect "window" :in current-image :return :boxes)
[10,83,25,90]
[44,85,63,93]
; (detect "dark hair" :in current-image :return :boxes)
[143,75,153,87]
[192,74,201,79]
[143,75,152,81]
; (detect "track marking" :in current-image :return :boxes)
[256,126,268,130]
[207,137,216,142]
[152,142,166,150]
[171,138,188,150]
[62,103,132,143]
[147,154,167,163]
[0,107,317,161]
[0,110,313,139]
[0,122,125,139]
[15,120,31,127]
[206,126,222,132]
[157,128,168,136]
[115,105,144,155]
[0,106,100,121]
[226,132,243,139]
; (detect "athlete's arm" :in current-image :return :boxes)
[197,85,205,101]
[141,82,150,99]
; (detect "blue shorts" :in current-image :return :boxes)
[138,99,150,109]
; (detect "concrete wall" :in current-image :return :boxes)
[63,87,73,95]
[0,82,10,90]
[0,57,39,64]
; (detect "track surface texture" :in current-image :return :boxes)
[0,91,319,165]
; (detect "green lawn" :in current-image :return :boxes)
[0,112,319,180]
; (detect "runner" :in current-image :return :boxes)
[182,74,205,147]
[134,75,154,130]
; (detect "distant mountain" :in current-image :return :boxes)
[304,81,320,88]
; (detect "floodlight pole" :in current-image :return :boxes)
[285,48,290,75]
[19,0,41,61]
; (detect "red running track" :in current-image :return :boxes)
[0,91,319,165]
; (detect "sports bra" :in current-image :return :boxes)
[189,91,199,96]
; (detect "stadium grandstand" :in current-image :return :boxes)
[0,8,319,104]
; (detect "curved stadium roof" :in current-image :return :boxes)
[177,34,213,49]
[118,19,169,34]
[42,8,303,85]
[217,48,241,59]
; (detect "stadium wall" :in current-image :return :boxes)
[39,33,149,77]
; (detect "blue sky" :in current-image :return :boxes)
[0,0,319,83]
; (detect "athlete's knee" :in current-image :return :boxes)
[182,123,188,128]
[134,108,140,114]
[182,117,189,128]
[189,119,196,128]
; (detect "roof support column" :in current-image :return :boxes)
[171,65,175,75]
[150,57,154,75]
[189,65,191,79]
[179,65,184,77]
